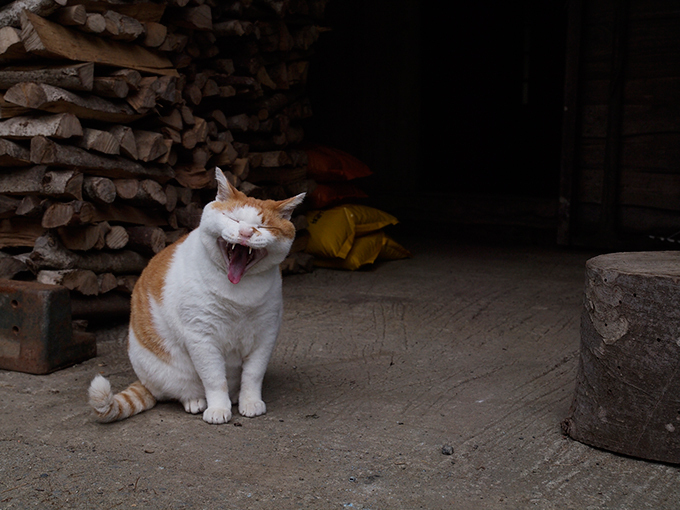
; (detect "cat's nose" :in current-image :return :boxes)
[239,226,254,239]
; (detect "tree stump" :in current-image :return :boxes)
[562,251,680,464]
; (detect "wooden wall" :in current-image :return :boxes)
[560,0,680,248]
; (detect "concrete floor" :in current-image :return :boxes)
[1,234,680,509]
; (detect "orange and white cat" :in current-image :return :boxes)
[88,168,304,424]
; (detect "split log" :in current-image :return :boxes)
[163,183,177,211]
[0,137,31,165]
[142,21,166,48]
[125,84,156,113]
[15,194,44,216]
[0,251,29,279]
[4,82,143,123]
[74,128,120,155]
[112,178,138,200]
[0,112,82,139]
[102,10,144,42]
[104,224,128,249]
[0,194,20,217]
[50,4,86,26]
[158,108,182,131]
[30,136,173,182]
[0,93,30,117]
[80,12,105,33]
[19,11,175,74]
[0,26,29,59]
[125,225,165,255]
[108,125,138,160]
[37,268,99,295]
[97,272,117,293]
[57,223,107,251]
[41,169,83,199]
[166,5,212,31]
[83,176,116,204]
[0,0,65,29]
[92,76,129,98]
[174,166,213,189]
[0,217,45,247]
[126,179,166,207]
[259,150,292,167]
[133,129,167,162]
[62,1,166,24]
[0,62,93,91]
[174,202,202,229]
[0,164,46,194]
[110,68,141,90]
[41,200,94,228]
[115,274,137,293]
[29,231,148,273]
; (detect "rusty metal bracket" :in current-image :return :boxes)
[0,279,96,374]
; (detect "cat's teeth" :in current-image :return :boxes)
[248,247,252,254]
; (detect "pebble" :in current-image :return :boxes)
[441,445,454,456]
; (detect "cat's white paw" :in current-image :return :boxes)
[239,399,266,418]
[182,398,207,414]
[202,406,232,424]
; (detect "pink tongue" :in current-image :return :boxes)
[228,245,249,284]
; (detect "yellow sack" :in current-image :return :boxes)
[305,205,400,259]
[343,205,399,235]
[305,207,355,259]
[314,231,411,271]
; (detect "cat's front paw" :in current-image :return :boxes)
[239,399,266,418]
[202,406,232,424]
[181,398,207,414]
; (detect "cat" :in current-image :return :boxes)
[88,167,305,424]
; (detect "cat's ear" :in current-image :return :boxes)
[275,193,305,221]
[214,167,240,202]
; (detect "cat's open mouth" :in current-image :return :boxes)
[217,238,268,284]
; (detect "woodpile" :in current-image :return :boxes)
[0,0,325,320]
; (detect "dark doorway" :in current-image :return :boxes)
[305,1,568,215]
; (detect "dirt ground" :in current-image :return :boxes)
[2,233,680,509]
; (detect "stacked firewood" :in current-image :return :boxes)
[0,0,324,319]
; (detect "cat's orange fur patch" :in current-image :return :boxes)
[130,235,188,363]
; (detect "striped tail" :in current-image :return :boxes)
[88,374,156,423]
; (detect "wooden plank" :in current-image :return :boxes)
[4,82,144,123]
[19,11,175,74]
